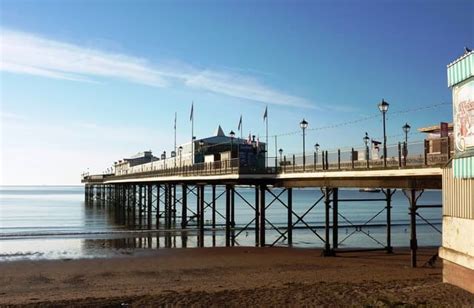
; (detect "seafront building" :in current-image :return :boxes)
[439,49,474,293]
[113,125,266,176]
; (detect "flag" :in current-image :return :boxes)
[190,102,194,121]
[174,112,177,129]
[238,115,242,130]
[263,106,268,121]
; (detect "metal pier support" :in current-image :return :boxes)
[225,185,230,246]
[147,184,152,229]
[287,187,293,246]
[198,184,205,247]
[403,189,423,268]
[255,186,260,246]
[181,184,187,229]
[259,184,266,247]
[383,188,395,253]
[231,186,235,246]
[324,187,333,256]
[156,184,161,229]
[332,188,338,250]
[211,185,216,229]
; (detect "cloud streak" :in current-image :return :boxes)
[1,29,315,108]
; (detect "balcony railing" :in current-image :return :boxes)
[82,138,452,182]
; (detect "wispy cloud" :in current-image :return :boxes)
[0,29,315,108]
[0,111,29,121]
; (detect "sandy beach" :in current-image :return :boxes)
[1,247,473,307]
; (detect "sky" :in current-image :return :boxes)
[0,0,472,185]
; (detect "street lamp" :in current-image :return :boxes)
[178,146,183,168]
[378,99,389,168]
[363,132,370,169]
[402,122,410,165]
[279,148,283,163]
[314,143,320,165]
[229,130,235,157]
[402,122,410,144]
[300,119,308,171]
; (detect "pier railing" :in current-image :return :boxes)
[82,138,452,182]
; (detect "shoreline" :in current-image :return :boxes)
[1,247,473,306]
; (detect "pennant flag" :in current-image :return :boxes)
[263,106,268,121]
[238,115,242,130]
[190,102,194,121]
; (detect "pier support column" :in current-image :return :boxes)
[231,185,235,246]
[332,188,338,250]
[287,188,293,246]
[156,185,161,229]
[181,184,187,229]
[225,185,231,247]
[259,184,266,247]
[198,185,205,247]
[324,187,333,256]
[403,189,423,268]
[123,185,127,224]
[138,185,143,227]
[255,186,260,246]
[211,185,216,229]
[166,184,172,229]
[385,189,394,253]
[173,184,177,226]
[147,184,152,229]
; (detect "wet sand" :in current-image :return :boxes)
[1,247,473,307]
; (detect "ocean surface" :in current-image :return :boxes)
[0,186,442,261]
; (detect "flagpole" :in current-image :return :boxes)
[266,112,268,168]
[274,135,277,167]
[191,102,194,165]
[174,112,177,167]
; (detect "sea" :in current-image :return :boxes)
[0,186,442,261]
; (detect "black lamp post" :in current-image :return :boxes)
[402,122,410,165]
[363,132,370,169]
[402,122,410,145]
[279,148,283,164]
[300,119,308,171]
[314,143,320,165]
[229,130,235,158]
[178,146,183,168]
[378,99,389,167]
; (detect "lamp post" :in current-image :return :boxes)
[229,130,235,166]
[402,122,410,166]
[300,119,308,171]
[402,122,410,145]
[314,143,320,166]
[279,148,283,164]
[363,132,370,169]
[178,146,183,168]
[378,99,389,168]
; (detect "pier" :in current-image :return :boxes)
[82,138,449,267]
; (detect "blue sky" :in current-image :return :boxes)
[0,0,472,184]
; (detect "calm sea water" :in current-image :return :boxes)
[0,186,442,261]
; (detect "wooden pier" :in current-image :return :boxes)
[83,153,446,267]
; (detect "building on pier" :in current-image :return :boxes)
[112,126,266,176]
[114,151,159,175]
[418,123,454,159]
[439,48,474,293]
